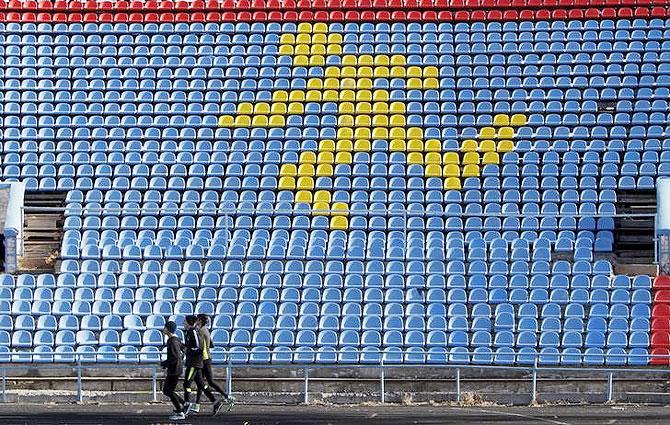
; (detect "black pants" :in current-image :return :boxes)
[196,359,228,403]
[163,374,184,412]
[183,366,216,403]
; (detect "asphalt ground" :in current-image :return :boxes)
[0,403,670,425]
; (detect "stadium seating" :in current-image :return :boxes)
[0,3,666,365]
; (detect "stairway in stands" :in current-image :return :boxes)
[615,189,656,266]
[20,191,66,273]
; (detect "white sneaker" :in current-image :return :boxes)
[189,403,200,414]
[169,411,186,421]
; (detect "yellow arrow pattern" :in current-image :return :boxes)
[218,23,528,230]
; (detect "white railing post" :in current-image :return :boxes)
[152,367,158,402]
[531,358,538,405]
[76,359,83,403]
[303,367,309,405]
[379,359,385,404]
[455,368,461,403]
[607,373,614,403]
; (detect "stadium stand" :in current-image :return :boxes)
[0,0,667,366]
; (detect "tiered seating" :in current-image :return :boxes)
[0,14,665,364]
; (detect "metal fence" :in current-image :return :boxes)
[1,349,669,405]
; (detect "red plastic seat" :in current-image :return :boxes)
[654,276,670,289]
[437,10,452,19]
[252,10,267,19]
[158,1,174,10]
[37,0,52,9]
[67,12,82,21]
[282,0,297,9]
[128,12,143,21]
[422,10,437,19]
[114,1,129,10]
[652,303,670,318]
[314,10,328,19]
[112,12,128,21]
[601,7,616,16]
[651,331,670,348]
[237,0,251,9]
[618,6,633,16]
[359,0,373,8]
[344,10,359,19]
[297,10,313,19]
[454,10,469,20]
[654,290,670,303]
[552,9,568,18]
[83,0,96,11]
[519,9,534,19]
[652,317,670,330]
[313,0,327,9]
[361,10,375,19]
[390,10,405,19]
[145,12,159,21]
[37,11,51,20]
[584,7,600,17]
[634,6,650,16]
[160,12,176,21]
[328,10,344,19]
[221,11,236,19]
[487,10,502,19]
[267,10,283,19]
[283,10,299,19]
[650,348,669,365]
[651,6,666,16]
[503,9,518,19]
[536,9,551,18]
[83,12,97,21]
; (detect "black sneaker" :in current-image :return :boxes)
[182,402,191,416]
[212,398,225,416]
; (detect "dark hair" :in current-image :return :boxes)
[164,321,177,334]
[197,314,210,326]
[185,315,198,326]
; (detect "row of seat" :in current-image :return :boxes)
[4,7,670,22]
[0,345,655,366]
[4,0,662,12]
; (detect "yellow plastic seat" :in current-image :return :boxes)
[425,164,442,177]
[407,66,422,77]
[371,115,388,127]
[358,54,373,66]
[482,152,500,164]
[271,103,287,114]
[295,33,311,44]
[314,190,331,203]
[280,164,297,177]
[493,114,510,126]
[279,33,295,45]
[390,115,406,127]
[325,67,340,77]
[307,78,322,89]
[425,139,441,152]
[371,127,388,139]
[342,55,357,66]
[423,66,439,77]
[315,164,333,177]
[407,140,423,152]
[218,115,234,127]
[425,152,441,165]
[237,102,253,114]
[511,114,527,126]
[298,164,315,177]
[357,68,373,78]
[278,176,295,190]
[390,66,406,77]
[323,78,339,89]
[339,90,355,102]
[293,55,308,66]
[407,152,423,164]
[390,102,406,113]
[288,91,305,102]
[234,115,251,127]
[443,164,460,177]
[389,139,406,152]
[354,115,372,127]
[252,102,270,114]
[462,164,480,177]
[341,66,356,78]
[317,152,334,164]
[310,45,326,56]
[460,139,478,152]
[407,78,422,89]
[331,202,349,216]
[357,102,372,114]
[287,102,304,114]
[354,140,371,152]
[355,90,372,102]
[423,78,439,89]
[479,140,496,152]
[374,55,389,66]
[330,216,348,230]
[322,90,339,102]
[295,191,312,203]
[297,22,312,33]
[337,127,354,140]
[335,152,352,164]
[373,66,390,78]
[326,45,342,55]
[444,177,461,190]
[313,22,327,33]
[278,44,294,55]
[305,90,321,102]
[497,140,515,153]
[273,90,289,102]
[312,33,327,43]
[340,78,355,89]
[373,90,389,101]
[463,152,480,165]
[297,176,314,190]
[327,33,342,44]
[312,201,330,215]
[268,115,285,127]
[442,152,460,164]
[479,127,496,139]
[294,44,310,55]
[338,114,354,127]
[389,127,405,139]
[251,115,268,127]
[300,151,316,164]
[390,54,406,65]
[354,128,371,140]
[373,102,389,114]
[319,140,335,152]
[408,128,423,140]
[498,127,514,139]
[336,140,353,152]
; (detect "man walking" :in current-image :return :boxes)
[193,314,234,413]
[161,321,186,421]
[182,315,225,416]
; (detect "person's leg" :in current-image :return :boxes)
[183,367,196,403]
[203,360,228,398]
[194,368,216,402]
[163,375,184,412]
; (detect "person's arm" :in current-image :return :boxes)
[163,338,180,369]
[186,329,201,352]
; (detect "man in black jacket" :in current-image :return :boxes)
[161,321,186,421]
[182,315,225,416]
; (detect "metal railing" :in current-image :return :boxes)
[0,349,668,405]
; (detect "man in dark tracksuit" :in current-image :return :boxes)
[194,314,234,413]
[161,321,186,421]
[182,315,224,416]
